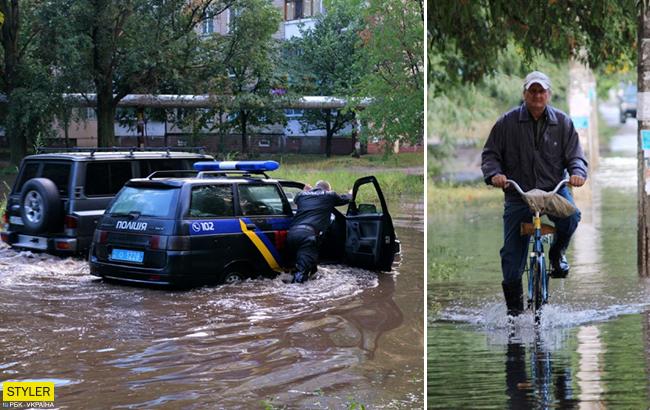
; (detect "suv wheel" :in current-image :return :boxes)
[20,178,62,234]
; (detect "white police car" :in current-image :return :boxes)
[89,161,399,286]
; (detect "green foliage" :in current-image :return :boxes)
[430,0,637,89]
[200,0,285,155]
[36,0,233,146]
[283,0,365,155]
[356,0,424,147]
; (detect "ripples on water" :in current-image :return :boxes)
[0,229,422,409]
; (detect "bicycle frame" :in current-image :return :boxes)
[506,179,568,320]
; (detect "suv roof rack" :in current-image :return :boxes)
[35,146,207,158]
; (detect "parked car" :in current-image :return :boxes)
[89,161,399,286]
[1,149,214,254]
[618,84,637,123]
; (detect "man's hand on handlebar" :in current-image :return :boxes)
[569,175,585,187]
[491,174,509,188]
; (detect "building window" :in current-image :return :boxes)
[285,0,314,21]
[258,139,271,147]
[202,16,214,35]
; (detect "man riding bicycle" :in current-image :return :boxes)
[481,71,588,317]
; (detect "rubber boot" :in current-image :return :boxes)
[502,280,524,317]
[292,271,306,284]
[549,243,570,278]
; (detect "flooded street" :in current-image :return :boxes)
[429,113,650,407]
[0,201,423,409]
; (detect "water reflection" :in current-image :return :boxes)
[505,339,577,409]
[501,324,605,409]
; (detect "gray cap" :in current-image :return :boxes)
[523,71,551,90]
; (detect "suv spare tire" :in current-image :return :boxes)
[20,178,62,234]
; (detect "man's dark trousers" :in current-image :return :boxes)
[501,186,581,284]
[287,226,318,279]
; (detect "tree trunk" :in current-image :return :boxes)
[240,111,248,156]
[96,84,116,147]
[325,109,332,157]
[638,2,650,276]
[1,0,25,165]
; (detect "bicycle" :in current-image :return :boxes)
[506,178,572,322]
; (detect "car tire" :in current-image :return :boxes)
[220,268,248,284]
[20,178,62,234]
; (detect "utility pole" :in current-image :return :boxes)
[638,1,650,276]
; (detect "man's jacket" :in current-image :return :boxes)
[481,104,588,202]
[290,188,351,233]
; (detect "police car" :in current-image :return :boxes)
[88,161,400,286]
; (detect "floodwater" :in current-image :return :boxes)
[429,124,650,407]
[0,201,423,409]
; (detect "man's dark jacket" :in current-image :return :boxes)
[290,188,351,233]
[481,104,588,201]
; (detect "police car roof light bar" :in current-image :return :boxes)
[193,160,280,172]
[196,170,271,179]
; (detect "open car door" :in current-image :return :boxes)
[345,176,399,271]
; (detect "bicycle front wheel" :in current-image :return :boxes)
[533,255,548,318]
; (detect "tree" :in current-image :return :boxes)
[203,0,284,156]
[357,0,424,149]
[284,0,364,157]
[0,1,61,165]
[429,1,636,92]
[40,0,233,147]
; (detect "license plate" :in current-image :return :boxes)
[9,216,23,225]
[111,248,144,263]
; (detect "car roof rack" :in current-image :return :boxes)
[35,146,207,158]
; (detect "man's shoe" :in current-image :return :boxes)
[549,247,570,278]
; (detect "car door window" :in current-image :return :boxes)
[354,182,383,215]
[238,185,288,216]
[189,185,234,217]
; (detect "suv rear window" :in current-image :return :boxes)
[189,185,234,217]
[238,185,288,216]
[14,162,40,193]
[85,162,133,197]
[108,187,179,218]
[42,163,71,196]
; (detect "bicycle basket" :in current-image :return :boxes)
[521,189,577,218]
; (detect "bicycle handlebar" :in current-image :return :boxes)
[505,179,569,196]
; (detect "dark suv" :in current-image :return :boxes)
[2,149,214,254]
[88,162,399,286]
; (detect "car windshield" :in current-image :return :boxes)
[108,186,179,218]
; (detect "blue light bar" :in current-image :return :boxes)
[193,160,280,172]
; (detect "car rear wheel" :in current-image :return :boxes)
[20,178,62,234]
[220,268,249,284]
